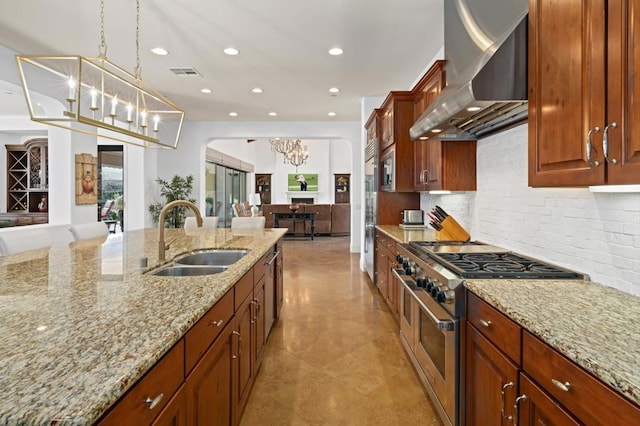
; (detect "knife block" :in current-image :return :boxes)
[435,216,470,242]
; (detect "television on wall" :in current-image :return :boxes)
[287,173,318,191]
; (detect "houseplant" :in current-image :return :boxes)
[148,174,195,228]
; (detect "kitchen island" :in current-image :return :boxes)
[0,227,286,424]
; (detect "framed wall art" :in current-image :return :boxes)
[287,173,318,191]
[75,153,98,205]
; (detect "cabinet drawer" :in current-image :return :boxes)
[523,331,640,425]
[185,289,234,374]
[234,269,253,311]
[99,339,184,425]
[467,292,521,364]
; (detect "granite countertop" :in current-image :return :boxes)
[375,224,437,243]
[466,279,640,407]
[0,227,286,425]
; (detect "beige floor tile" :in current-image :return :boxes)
[241,236,443,426]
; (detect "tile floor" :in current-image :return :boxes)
[240,236,442,425]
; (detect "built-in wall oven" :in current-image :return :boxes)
[393,241,585,426]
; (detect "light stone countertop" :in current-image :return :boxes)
[375,224,437,243]
[0,227,286,425]
[377,224,640,407]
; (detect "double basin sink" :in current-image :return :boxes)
[148,249,248,276]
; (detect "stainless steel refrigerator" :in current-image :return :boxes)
[364,142,377,281]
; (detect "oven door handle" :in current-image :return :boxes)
[391,269,455,332]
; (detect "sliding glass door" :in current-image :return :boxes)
[206,161,247,228]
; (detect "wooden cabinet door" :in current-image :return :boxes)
[381,105,394,151]
[253,276,266,372]
[185,322,234,426]
[425,141,444,190]
[466,323,519,426]
[517,374,580,426]
[375,242,389,299]
[275,240,284,319]
[528,0,607,187]
[233,296,254,425]
[152,385,187,426]
[263,250,276,338]
[413,63,445,191]
[606,0,640,183]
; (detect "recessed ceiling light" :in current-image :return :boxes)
[328,47,343,56]
[224,47,239,56]
[431,129,442,133]
[329,87,340,93]
[328,112,336,117]
[419,136,428,140]
[200,88,212,94]
[268,112,277,116]
[251,87,263,93]
[467,106,482,112]
[151,47,169,56]
[229,112,238,117]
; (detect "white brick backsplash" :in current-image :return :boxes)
[423,124,640,296]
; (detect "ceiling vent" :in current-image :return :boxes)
[169,67,202,77]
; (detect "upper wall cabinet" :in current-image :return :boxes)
[378,91,415,192]
[412,61,477,192]
[529,0,640,187]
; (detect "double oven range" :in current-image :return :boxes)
[392,241,584,426]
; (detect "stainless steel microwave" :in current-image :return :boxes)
[380,150,395,191]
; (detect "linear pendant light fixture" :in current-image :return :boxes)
[16,0,184,149]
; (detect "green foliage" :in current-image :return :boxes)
[148,175,196,228]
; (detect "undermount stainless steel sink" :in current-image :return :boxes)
[149,265,228,277]
[175,250,248,266]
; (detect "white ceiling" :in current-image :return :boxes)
[0,0,444,122]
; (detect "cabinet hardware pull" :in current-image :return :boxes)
[551,378,571,392]
[586,126,601,167]
[514,394,528,426]
[208,319,223,327]
[232,331,241,359]
[501,382,514,421]
[144,393,164,410]
[264,250,280,265]
[603,122,618,164]
[479,319,492,327]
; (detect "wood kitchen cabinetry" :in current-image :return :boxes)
[98,242,283,426]
[375,231,400,321]
[378,91,416,192]
[365,109,420,225]
[466,291,640,425]
[411,61,477,192]
[529,0,640,186]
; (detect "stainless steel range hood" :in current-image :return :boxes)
[410,0,528,141]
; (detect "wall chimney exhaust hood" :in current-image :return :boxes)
[410,0,528,141]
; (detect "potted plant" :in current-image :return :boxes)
[148,174,195,228]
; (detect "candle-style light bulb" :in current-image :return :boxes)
[153,114,160,132]
[90,87,98,109]
[67,77,76,100]
[126,103,133,122]
[110,95,118,116]
[140,110,147,127]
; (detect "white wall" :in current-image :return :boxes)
[421,125,640,295]
[156,121,362,251]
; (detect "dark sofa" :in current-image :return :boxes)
[262,204,350,236]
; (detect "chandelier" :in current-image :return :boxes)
[16,0,184,149]
[269,138,309,171]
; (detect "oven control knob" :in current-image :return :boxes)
[397,255,405,264]
[416,278,426,288]
[436,290,447,303]
[425,279,434,291]
[430,286,439,297]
